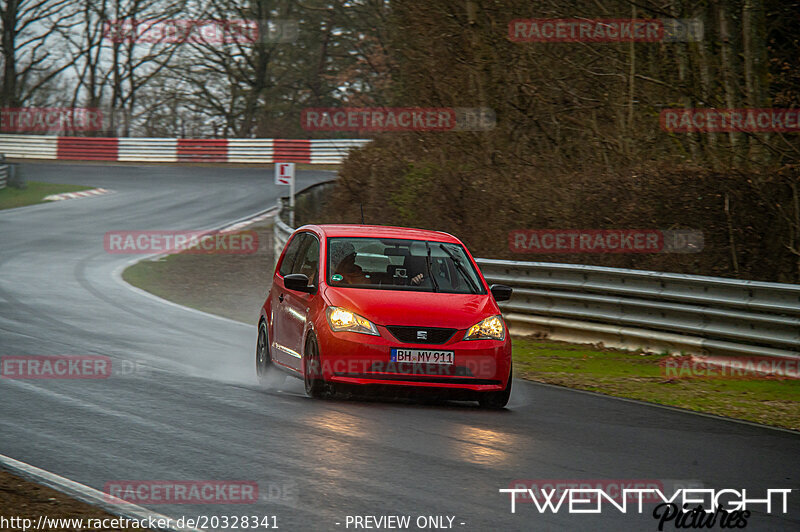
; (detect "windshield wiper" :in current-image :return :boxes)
[425,242,439,293]
[439,244,478,294]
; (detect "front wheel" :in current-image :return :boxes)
[303,333,328,398]
[478,367,512,409]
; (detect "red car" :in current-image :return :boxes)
[256,225,514,408]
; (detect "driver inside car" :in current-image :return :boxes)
[330,241,370,285]
[403,255,427,286]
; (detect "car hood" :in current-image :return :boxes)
[322,286,498,329]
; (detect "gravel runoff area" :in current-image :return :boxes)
[0,469,154,531]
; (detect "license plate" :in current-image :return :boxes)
[391,348,454,365]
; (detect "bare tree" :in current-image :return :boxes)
[0,0,80,108]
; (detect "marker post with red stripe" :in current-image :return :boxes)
[275,162,296,225]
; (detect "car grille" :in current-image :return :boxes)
[386,326,457,344]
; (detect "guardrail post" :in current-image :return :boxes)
[7,163,23,188]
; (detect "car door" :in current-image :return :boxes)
[271,232,307,369]
[281,233,320,372]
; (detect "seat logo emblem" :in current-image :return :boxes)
[417,330,428,340]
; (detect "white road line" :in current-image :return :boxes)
[0,453,203,532]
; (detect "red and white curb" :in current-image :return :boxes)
[44,187,114,202]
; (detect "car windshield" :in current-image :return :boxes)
[327,237,485,294]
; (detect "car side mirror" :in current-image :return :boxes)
[490,284,513,302]
[284,273,316,294]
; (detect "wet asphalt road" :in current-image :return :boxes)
[0,163,798,531]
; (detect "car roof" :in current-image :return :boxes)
[301,224,462,244]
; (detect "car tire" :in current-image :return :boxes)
[478,367,512,409]
[304,333,328,398]
[256,320,285,388]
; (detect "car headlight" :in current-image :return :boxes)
[326,307,380,336]
[464,315,505,341]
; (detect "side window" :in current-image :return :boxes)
[278,233,307,277]
[293,234,320,284]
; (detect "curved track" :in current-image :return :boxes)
[0,163,798,531]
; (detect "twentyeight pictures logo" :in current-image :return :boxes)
[500,482,792,530]
[508,479,676,504]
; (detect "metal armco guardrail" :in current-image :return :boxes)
[273,200,800,359]
[0,135,371,164]
[274,210,295,273]
[477,260,800,359]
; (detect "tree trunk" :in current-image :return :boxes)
[715,0,741,158]
[742,0,768,162]
[1,0,20,108]
[693,8,717,163]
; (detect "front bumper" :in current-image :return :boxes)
[316,324,511,392]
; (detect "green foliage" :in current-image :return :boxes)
[512,337,800,430]
[390,163,437,225]
[0,182,92,211]
[323,0,800,282]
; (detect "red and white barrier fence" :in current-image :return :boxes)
[0,135,371,164]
